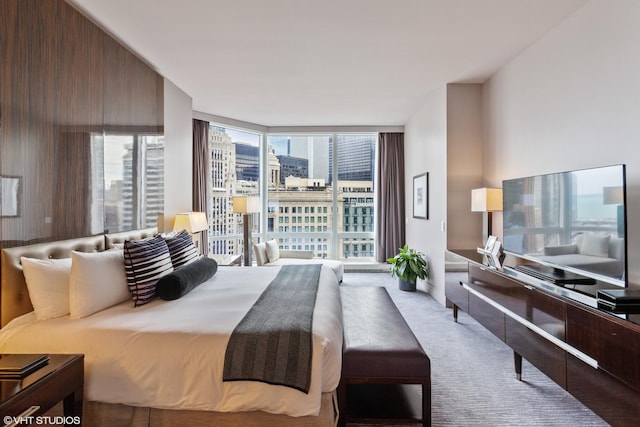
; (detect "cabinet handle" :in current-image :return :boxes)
[460,281,598,369]
[4,406,40,427]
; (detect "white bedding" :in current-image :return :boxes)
[0,265,343,417]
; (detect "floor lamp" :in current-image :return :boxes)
[233,196,260,266]
[603,186,624,237]
[471,188,503,245]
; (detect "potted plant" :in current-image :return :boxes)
[388,245,429,291]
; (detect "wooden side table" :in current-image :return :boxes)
[1,354,84,427]
[208,253,242,266]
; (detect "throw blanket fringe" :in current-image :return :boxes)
[223,264,322,393]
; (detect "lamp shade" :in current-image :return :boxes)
[471,188,503,212]
[603,186,623,205]
[173,212,208,233]
[232,196,260,213]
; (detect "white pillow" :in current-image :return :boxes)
[580,234,611,258]
[265,239,280,262]
[69,250,130,319]
[253,242,268,266]
[21,257,72,320]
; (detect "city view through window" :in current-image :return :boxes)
[208,125,376,261]
[101,133,165,234]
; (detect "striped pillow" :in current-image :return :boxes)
[164,230,199,268]
[123,236,174,306]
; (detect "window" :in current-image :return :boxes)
[264,133,375,260]
[207,125,261,255]
[266,134,332,256]
[206,130,376,260]
[336,134,375,259]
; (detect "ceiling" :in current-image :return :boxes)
[69,0,588,127]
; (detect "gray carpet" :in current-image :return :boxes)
[341,272,610,427]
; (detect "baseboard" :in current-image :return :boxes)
[344,263,389,273]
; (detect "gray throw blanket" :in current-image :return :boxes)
[223,264,322,393]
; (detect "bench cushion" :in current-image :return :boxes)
[341,286,429,379]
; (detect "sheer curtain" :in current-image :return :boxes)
[376,133,405,262]
[192,119,209,254]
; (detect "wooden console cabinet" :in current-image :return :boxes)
[446,250,640,426]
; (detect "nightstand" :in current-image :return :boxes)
[0,354,84,426]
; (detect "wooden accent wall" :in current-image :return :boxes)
[0,0,164,248]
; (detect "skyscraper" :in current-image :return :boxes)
[277,155,309,184]
[330,134,375,181]
[235,143,259,182]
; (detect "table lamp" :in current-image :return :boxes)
[471,187,502,244]
[173,212,208,254]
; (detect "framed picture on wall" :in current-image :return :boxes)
[413,172,429,219]
[1,175,21,217]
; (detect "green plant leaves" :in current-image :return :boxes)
[388,245,429,284]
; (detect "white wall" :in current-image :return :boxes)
[404,87,448,304]
[483,0,640,287]
[163,78,193,232]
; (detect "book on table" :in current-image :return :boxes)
[0,354,49,379]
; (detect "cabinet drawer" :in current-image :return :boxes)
[567,354,640,427]
[506,317,566,387]
[567,304,640,392]
[468,264,565,340]
[468,292,505,341]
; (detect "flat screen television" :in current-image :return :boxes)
[502,164,627,288]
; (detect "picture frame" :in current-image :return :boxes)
[490,239,502,257]
[0,175,21,217]
[487,239,503,269]
[484,235,497,253]
[486,252,502,270]
[412,172,429,219]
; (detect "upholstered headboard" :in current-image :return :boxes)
[0,228,157,327]
[105,227,157,249]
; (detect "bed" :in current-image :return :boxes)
[0,229,342,426]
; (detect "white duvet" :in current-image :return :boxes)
[0,265,343,417]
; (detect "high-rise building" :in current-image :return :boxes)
[235,143,259,182]
[268,146,281,189]
[288,136,330,182]
[208,127,261,255]
[330,134,375,181]
[339,181,374,258]
[142,136,165,228]
[209,128,239,255]
[107,135,164,233]
[266,179,373,259]
[277,155,308,184]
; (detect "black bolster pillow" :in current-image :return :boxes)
[156,257,218,301]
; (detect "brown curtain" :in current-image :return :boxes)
[376,133,405,262]
[192,119,209,254]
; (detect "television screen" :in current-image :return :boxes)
[503,164,627,287]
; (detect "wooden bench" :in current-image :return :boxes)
[338,286,431,426]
